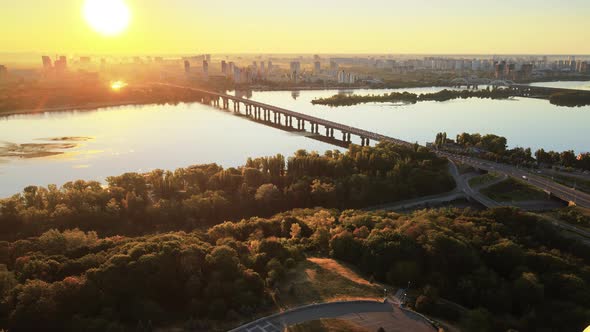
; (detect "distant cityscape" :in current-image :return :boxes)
[1,54,589,88]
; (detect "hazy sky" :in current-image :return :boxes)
[2,0,590,55]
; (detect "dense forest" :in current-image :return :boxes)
[0,207,588,331]
[0,143,453,240]
[435,132,590,171]
[311,88,516,107]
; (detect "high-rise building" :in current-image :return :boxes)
[290,61,301,74]
[494,61,506,79]
[221,61,227,76]
[80,56,91,64]
[184,60,191,74]
[229,62,235,76]
[338,70,348,84]
[290,61,301,82]
[233,66,241,83]
[314,61,321,73]
[0,65,7,79]
[54,56,67,74]
[205,54,211,63]
[330,60,338,71]
[203,60,209,78]
[42,56,53,69]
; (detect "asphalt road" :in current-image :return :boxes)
[438,151,590,209]
[228,301,436,332]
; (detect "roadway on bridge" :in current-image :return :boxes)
[159,83,590,210]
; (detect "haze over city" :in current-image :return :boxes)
[1,1,590,332]
[3,0,590,56]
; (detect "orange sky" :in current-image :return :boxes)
[2,0,590,55]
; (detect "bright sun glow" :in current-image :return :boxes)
[111,81,128,90]
[84,0,130,36]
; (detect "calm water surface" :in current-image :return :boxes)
[0,81,589,197]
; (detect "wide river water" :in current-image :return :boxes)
[1,81,589,197]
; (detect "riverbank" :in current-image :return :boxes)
[0,100,148,118]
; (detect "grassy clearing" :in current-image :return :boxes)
[286,319,370,332]
[274,258,382,309]
[468,173,501,188]
[481,178,548,202]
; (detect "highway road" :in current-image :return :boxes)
[438,151,590,209]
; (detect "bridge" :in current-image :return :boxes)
[159,83,590,209]
[159,83,411,148]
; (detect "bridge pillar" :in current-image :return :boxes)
[361,137,365,146]
[325,127,329,137]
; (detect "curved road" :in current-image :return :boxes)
[229,300,435,332]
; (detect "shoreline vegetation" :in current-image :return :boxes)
[0,142,453,239]
[311,88,517,107]
[549,91,590,107]
[2,79,589,117]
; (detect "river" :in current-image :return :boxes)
[0,81,589,197]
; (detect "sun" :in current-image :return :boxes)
[84,0,130,36]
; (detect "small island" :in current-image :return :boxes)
[549,91,590,107]
[311,88,516,106]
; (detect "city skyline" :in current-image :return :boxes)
[3,0,590,55]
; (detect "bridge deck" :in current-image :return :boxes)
[162,83,413,146]
[160,83,590,209]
